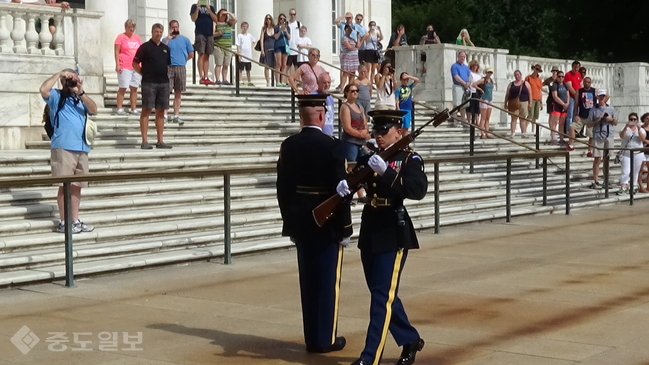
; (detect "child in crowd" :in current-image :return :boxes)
[295,26,312,69]
[236,22,256,86]
[395,72,419,135]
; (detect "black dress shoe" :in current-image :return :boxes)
[396,338,425,365]
[351,358,368,365]
[306,336,346,353]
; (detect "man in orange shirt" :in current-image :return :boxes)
[525,64,544,131]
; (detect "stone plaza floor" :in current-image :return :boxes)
[2,201,649,365]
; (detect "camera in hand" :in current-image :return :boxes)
[65,78,78,89]
[388,67,395,73]
[171,30,180,36]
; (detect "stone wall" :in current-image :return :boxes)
[0,4,103,149]
[395,43,649,130]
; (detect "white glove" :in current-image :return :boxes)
[336,179,351,197]
[340,236,351,247]
[368,155,388,175]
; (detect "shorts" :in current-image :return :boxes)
[550,103,567,116]
[570,118,586,133]
[141,82,170,110]
[194,34,214,55]
[238,61,252,71]
[512,101,529,118]
[402,112,412,129]
[452,84,467,108]
[479,100,492,110]
[168,65,186,92]
[286,55,298,67]
[117,68,142,89]
[529,99,541,120]
[213,46,233,66]
[592,137,614,158]
[51,148,89,188]
[361,49,379,64]
[274,45,288,55]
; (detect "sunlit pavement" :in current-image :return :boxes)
[2,201,649,364]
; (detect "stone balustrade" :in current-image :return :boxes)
[0,3,102,150]
[395,43,649,130]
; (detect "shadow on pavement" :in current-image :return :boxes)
[147,323,351,365]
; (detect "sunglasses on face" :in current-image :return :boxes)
[290,13,296,16]
[349,89,359,93]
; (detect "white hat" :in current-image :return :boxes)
[596,89,607,96]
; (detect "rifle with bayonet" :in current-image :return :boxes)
[312,106,455,227]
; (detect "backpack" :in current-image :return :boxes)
[42,93,67,140]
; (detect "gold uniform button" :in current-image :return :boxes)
[373,193,378,197]
[372,183,377,187]
[373,173,378,177]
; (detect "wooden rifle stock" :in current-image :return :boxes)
[312,108,451,227]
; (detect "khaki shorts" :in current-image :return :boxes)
[168,65,186,92]
[592,137,614,158]
[213,46,233,66]
[515,101,529,119]
[51,148,89,188]
[570,118,594,137]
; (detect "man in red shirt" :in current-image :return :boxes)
[563,60,582,135]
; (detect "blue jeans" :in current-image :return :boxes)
[344,142,363,162]
[565,97,575,132]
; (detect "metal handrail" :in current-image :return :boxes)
[0,166,276,288]
[427,150,571,233]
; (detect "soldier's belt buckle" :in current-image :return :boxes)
[370,197,390,208]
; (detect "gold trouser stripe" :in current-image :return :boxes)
[331,244,344,344]
[373,250,404,365]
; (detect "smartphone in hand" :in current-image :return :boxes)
[198,0,208,6]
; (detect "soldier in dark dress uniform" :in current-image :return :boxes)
[276,94,352,353]
[350,110,427,365]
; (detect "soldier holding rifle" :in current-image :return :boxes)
[276,94,352,353]
[338,110,428,365]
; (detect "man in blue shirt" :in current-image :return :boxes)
[190,2,217,85]
[39,69,97,234]
[450,51,471,122]
[163,20,194,125]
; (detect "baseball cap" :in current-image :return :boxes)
[485,67,494,73]
[533,64,542,72]
[596,89,607,96]
[551,66,559,72]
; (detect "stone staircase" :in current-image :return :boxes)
[0,82,641,287]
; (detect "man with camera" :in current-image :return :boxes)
[163,20,194,126]
[587,89,617,189]
[39,69,97,234]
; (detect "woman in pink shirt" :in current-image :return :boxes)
[114,19,143,115]
[287,47,325,95]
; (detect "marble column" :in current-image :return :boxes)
[86,0,129,72]
[238,0,273,82]
[168,0,195,44]
[296,0,332,71]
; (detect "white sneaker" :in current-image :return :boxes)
[266,82,271,87]
[130,109,139,115]
[116,108,126,115]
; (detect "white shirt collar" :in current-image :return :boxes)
[303,125,323,132]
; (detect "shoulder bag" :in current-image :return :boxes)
[507,81,523,112]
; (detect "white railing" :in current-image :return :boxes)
[0,3,97,56]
